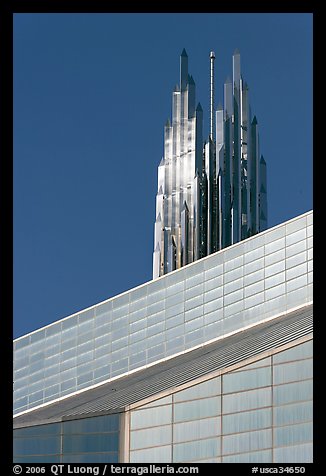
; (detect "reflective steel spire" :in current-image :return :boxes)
[153,50,268,279]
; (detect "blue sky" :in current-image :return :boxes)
[13,13,313,338]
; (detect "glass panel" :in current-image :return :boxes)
[224,267,243,284]
[224,277,243,295]
[273,380,313,406]
[265,283,285,301]
[223,300,243,318]
[265,248,285,267]
[130,425,172,450]
[223,366,271,394]
[131,405,172,430]
[174,377,221,402]
[222,408,272,434]
[205,264,223,281]
[184,328,204,345]
[174,396,220,422]
[165,302,184,319]
[274,422,313,447]
[224,255,243,272]
[244,291,265,309]
[265,261,285,278]
[244,280,264,298]
[173,417,221,443]
[286,263,307,281]
[286,228,306,246]
[286,251,307,270]
[223,387,272,414]
[204,253,223,270]
[222,428,272,455]
[62,453,118,463]
[185,316,203,333]
[13,436,60,456]
[286,240,306,258]
[14,423,61,438]
[63,414,119,434]
[185,294,203,311]
[204,287,223,302]
[63,433,119,453]
[222,449,272,463]
[273,443,313,463]
[204,298,223,315]
[244,258,264,275]
[273,341,313,364]
[166,313,184,329]
[185,305,203,322]
[130,446,171,463]
[166,281,184,298]
[286,275,307,293]
[273,359,312,385]
[307,213,313,226]
[224,289,243,306]
[204,275,223,292]
[173,437,220,462]
[234,357,271,371]
[265,272,285,290]
[264,238,285,255]
[185,283,204,300]
[14,456,61,463]
[273,401,313,426]
[165,292,184,309]
[286,216,306,234]
[141,396,172,409]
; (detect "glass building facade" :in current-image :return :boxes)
[13,211,313,463]
[128,339,312,463]
[13,414,120,463]
[14,211,313,416]
[13,339,312,463]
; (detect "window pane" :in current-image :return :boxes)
[223,387,272,414]
[173,437,220,462]
[222,428,272,455]
[14,436,60,456]
[130,425,172,450]
[273,443,312,463]
[173,417,221,443]
[223,366,271,394]
[174,378,221,402]
[274,422,313,447]
[130,446,171,463]
[273,401,313,426]
[131,405,172,430]
[273,341,313,364]
[273,359,312,385]
[273,380,312,406]
[63,433,119,453]
[222,408,272,434]
[222,449,272,463]
[174,397,220,422]
[14,423,61,438]
[63,414,119,434]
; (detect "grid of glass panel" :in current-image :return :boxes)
[13,211,313,414]
[13,414,120,463]
[129,339,313,463]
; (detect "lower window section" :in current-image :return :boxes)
[273,443,313,463]
[173,437,220,462]
[222,450,273,463]
[62,453,119,463]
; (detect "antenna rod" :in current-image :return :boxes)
[209,51,216,142]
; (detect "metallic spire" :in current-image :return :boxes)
[153,50,267,278]
[209,51,216,142]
